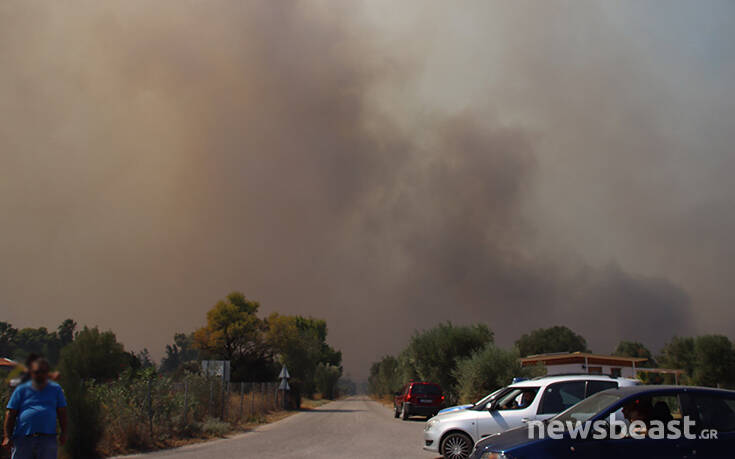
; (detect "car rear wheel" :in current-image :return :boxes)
[394,405,400,418]
[401,403,409,420]
[441,432,473,459]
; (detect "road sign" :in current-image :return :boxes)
[279,365,290,380]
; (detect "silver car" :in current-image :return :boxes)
[423,375,639,459]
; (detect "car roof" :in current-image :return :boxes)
[600,384,735,398]
[508,374,630,388]
[409,381,441,387]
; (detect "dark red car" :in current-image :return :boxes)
[394,382,444,420]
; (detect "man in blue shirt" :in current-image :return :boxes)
[2,358,67,459]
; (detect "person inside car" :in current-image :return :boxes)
[622,398,653,435]
[500,389,536,410]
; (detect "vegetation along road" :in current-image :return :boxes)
[114,396,438,459]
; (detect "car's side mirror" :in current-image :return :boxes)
[486,401,496,411]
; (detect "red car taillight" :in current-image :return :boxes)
[406,393,411,401]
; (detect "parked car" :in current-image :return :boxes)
[394,382,444,420]
[470,385,735,459]
[424,375,639,459]
[438,388,506,415]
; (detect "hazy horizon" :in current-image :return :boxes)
[2,1,735,379]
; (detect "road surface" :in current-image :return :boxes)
[116,396,440,459]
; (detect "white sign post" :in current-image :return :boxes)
[279,365,290,409]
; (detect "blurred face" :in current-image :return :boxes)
[622,401,640,421]
[30,361,50,386]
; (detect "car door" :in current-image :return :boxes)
[682,391,735,458]
[536,380,587,421]
[570,395,686,459]
[476,387,540,439]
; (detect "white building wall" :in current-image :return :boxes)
[543,363,636,378]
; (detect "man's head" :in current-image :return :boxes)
[29,357,51,387]
[622,398,652,422]
[24,352,40,369]
[520,391,535,406]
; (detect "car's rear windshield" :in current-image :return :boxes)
[411,384,441,395]
[553,392,623,424]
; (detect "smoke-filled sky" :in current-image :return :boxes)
[2,1,734,378]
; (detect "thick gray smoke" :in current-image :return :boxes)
[3,1,732,377]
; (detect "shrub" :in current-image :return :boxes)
[201,417,230,437]
[314,363,341,400]
[62,375,103,458]
[454,344,535,404]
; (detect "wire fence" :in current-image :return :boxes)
[93,376,281,455]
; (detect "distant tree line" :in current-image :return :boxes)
[0,319,78,366]
[368,323,735,403]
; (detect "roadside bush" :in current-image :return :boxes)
[454,345,540,404]
[368,355,403,396]
[92,370,186,452]
[62,375,103,458]
[314,363,341,400]
[400,323,493,402]
[201,417,230,437]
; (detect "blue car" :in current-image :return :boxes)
[470,385,735,459]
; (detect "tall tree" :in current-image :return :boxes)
[193,292,264,362]
[368,355,403,396]
[0,322,17,357]
[658,336,696,378]
[692,335,735,388]
[400,322,493,400]
[160,332,199,374]
[454,344,532,404]
[58,326,128,382]
[515,326,589,357]
[57,319,77,347]
[265,313,342,396]
[613,340,655,366]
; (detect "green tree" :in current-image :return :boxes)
[58,326,128,382]
[314,363,342,399]
[193,292,264,362]
[515,326,589,357]
[692,335,735,388]
[58,327,127,458]
[658,336,696,379]
[401,322,493,402]
[160,332,199,374]
[266,313,341,397]
[454,344,536,404]
[57,319,77,347]
[613,341,655,366]
[0,322,17,357]
[368,355,404,396]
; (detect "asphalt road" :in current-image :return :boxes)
[117,396,440,459]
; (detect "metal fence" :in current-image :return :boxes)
[172,380,281,423]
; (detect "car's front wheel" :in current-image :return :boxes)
[440,432,473,459]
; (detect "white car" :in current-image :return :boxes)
[423,374,639,459]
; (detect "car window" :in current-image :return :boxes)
[538,381,586,415]
[691,393,735,432]
[554,392,622,424]
[495,387,539,411]
[587,380,618,397]
[411,384,441,395]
